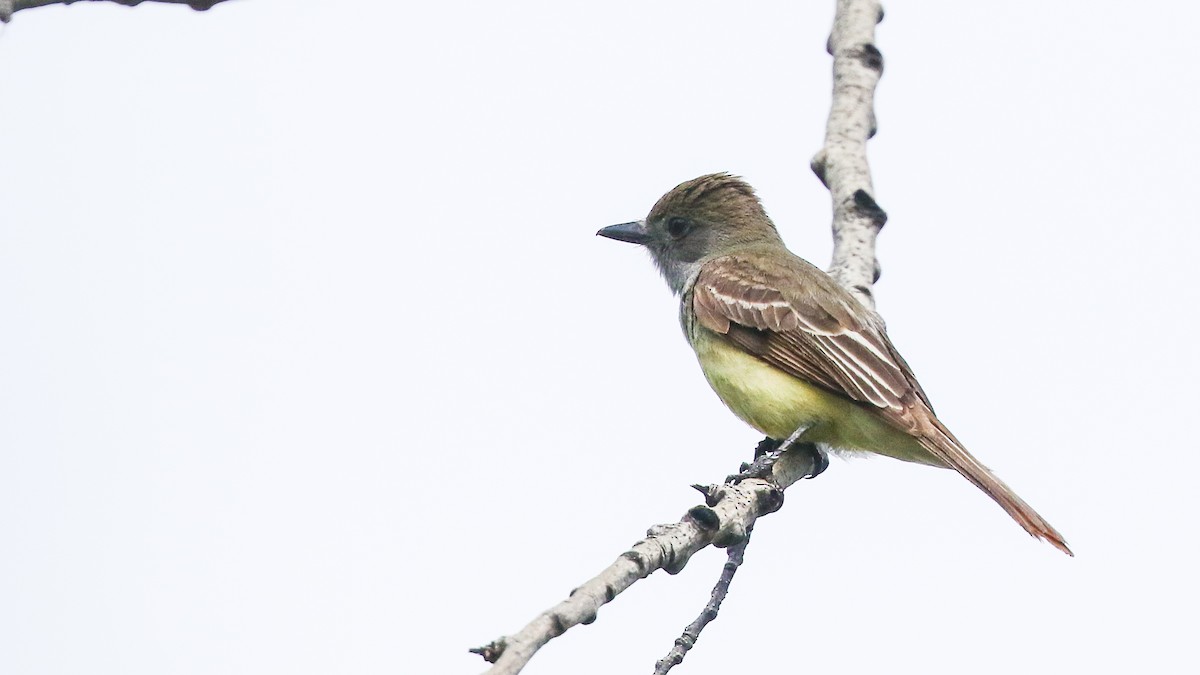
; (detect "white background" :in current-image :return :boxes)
[1,2,1197,673]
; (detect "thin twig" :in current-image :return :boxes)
[653,525,754,675]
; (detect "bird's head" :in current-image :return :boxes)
[597,173,781,294]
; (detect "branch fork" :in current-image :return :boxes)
[474,449,822,675]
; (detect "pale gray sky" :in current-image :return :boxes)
[1,2,1197,674]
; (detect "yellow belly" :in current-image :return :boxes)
[691,327,938,465]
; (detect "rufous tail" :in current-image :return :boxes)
[917,421,1072,556]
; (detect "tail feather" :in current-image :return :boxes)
[917,421,1072,556]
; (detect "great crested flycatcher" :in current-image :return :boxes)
[598,173,1071,555]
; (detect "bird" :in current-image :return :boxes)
[597,173,1071,555]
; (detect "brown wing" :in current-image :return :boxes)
[691,253,928,429]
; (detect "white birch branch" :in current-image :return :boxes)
[473,451,820,675]
[0,0,231,23]
[477,1,890,672]
[811,0,887,309]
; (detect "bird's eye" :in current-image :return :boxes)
[666,217,691,238]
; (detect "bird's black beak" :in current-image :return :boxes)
[596,220,650,245]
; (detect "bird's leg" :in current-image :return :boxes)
[777,423,812,454]
[729,424,825,483]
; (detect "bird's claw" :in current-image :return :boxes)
[730,438,828,483]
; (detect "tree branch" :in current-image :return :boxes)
[811,0,887,309]
[473,450,821,675]
[0,0,232,23]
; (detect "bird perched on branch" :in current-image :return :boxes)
[597,173,1071,556]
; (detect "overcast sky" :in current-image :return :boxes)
[1,2,1197,674]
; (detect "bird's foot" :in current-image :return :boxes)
[728,438,784,484]
[730,437,828,483]
[725,449,787,514]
